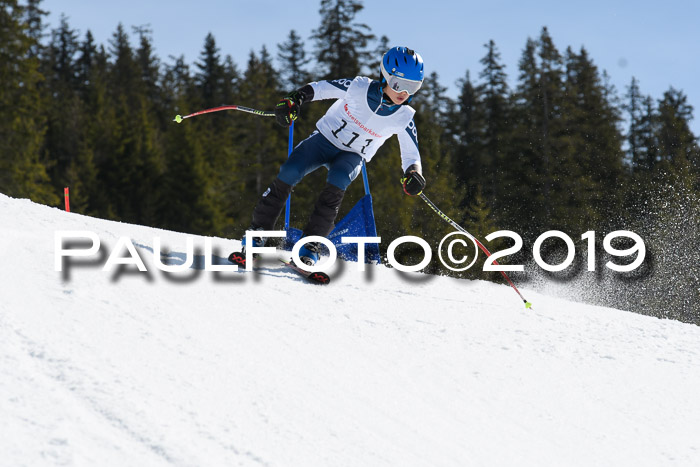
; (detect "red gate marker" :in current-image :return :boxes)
[64,187,70,212]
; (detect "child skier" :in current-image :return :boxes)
[241,46,427,266]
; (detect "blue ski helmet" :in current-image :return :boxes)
[380,47,424,96]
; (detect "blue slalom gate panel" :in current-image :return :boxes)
[282,127,381,264]
[285,194,381,264]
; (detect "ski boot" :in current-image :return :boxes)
[228,227,266,267]
[297,242,321,268]
[240,227,266,254]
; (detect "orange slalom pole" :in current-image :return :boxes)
[64,187,70,212]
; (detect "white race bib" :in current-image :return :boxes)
[316,77,415,162]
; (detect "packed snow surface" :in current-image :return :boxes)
[1,193,699,466]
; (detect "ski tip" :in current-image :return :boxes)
[228,251,247,268]
[280,259,331,285]
[308,271,331,285]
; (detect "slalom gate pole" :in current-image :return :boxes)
[64,187,70,212]
[173,104,274,123]
[284,120,294,231]
[419,193,532,309]
[361,160,371,195]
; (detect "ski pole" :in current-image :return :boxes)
[173,104,274,123]
[419,193,532,309]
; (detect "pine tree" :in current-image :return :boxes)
[623,77,651,169]
[453,71,482,205]
[97,23,163,224]
[242,47,283,192]
[461,185,507,280]
[512,29,607,238]
[42,15,81,189]
[536,27,567,229]
[509,37,546,239]
[654,87,699,184]
[45,15,78,85]
[194,32,226,109]
[619,87,700,324]
[221,55,240,104]
[369,34,391,75]
[312,0,375,79]
[132,25,162,113]
[411,71,460,233]
[170,34,246,236]
[0,0,57,205]
[75,30,97,91]
[23,0,45,58]
[277,29,311,90]
[160,111,221,235]
[621,77,658,224]
[638,96,659,171]
[476,40,511,219]
[278,27,328,154]
[40,18,105,216]
[561,46,625,233]
[73,32,112,216]
[232,48,285,235]
[192,33,236,142]
[159,53,222,235]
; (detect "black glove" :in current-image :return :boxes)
[401,165,426,196]
[275,90,304,127]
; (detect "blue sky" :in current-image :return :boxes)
[42,0,700,134]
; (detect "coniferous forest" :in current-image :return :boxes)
[2,0,699,323]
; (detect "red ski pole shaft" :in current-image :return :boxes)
[419,193,532,309]
[173,105,274,123]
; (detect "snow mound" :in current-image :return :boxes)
[1,193,699,467]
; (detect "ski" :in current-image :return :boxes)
[227,251,249,268]
[279,259,331,285]
[228,252,331,285]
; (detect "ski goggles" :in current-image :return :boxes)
[381,63,423,95]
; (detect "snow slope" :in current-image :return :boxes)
[1,192,699,467]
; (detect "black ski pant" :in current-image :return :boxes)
[251,177,345,238]
[250,131,362,238]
